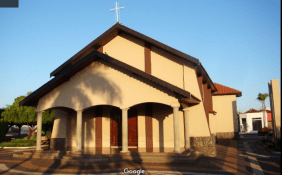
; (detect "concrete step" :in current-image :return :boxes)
[13,150,200,164]
[13,153,58,159]
[60,156,196,165]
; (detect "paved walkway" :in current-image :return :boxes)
[0,134,280,175]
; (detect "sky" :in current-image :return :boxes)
[0,0,281,113]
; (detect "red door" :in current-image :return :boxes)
[128,108,138,147]
[110,107,138,150]
[110,108,122,147]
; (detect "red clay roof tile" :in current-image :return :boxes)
[212,83,242,97]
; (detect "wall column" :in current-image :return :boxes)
[171,103,181,153]
[36,111,43,151]
[76,109,83,152]
[183,107,190,150]
[121,108,129,153]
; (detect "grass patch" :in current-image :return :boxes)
[0,137,36,147]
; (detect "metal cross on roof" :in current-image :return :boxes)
[110,2,124,23]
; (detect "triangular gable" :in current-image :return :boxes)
[49,23,217,93]
[19,51,200,107]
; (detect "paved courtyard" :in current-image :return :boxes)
[0,134,280,175]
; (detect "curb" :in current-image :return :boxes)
[0,145,49,150]
[0,146,35,149]
[260,142,281,155]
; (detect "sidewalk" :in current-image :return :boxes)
[0,135,280,174]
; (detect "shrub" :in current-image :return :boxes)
[262,127,271,132]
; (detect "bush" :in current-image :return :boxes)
[0,123,9,143]
[262,127,271,132]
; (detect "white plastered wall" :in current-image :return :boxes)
[37,60,179,112]
[183,62,210,137]
[135,105,146,152]
[151,46,184,89]
[209,113,216,134]
[103,33,145,71]
[152,103,185,152]
[212,95,238,133]
[51,109,68,139]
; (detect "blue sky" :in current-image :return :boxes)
[0,0,280,112]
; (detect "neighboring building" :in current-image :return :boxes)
[212,83,242,139]
[267,110,272,129]
[239,109,269,133]
[268,79,281,141]
[19,23,241,156]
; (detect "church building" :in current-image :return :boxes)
[19,23,241,157]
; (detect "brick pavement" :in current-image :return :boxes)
[0,134,280,175]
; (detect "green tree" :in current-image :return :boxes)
[0,96,36,137]
[1,93,56,138]
[257,93,269,128]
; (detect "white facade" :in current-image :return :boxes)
[239,111,268,132]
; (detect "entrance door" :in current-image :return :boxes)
[110,108,122,147]
[128,108,138,150]
[242,118,247,132]
[252,119,262,131]
[110,107,138,152]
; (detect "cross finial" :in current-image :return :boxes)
[110,2,124,23]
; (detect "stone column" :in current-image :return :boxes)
[36,111,43,151]
[76,109,83,152]
[120,108,129,153]
[171,103,181,153]
[183,108,190,150]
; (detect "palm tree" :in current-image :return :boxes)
[257,93,269,128]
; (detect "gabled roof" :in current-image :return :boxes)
[212,83,242,97]
[50,23,217,92]
[19,50,201,107]
[245,108,260,113]
[244,108,271,114]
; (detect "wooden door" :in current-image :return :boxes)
[252,119,262,131]
[110,107,138,150]
[110,107,122,147]
[128,108,138,147]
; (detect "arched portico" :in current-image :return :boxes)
[37,101,189,154]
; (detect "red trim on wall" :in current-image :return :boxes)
[197,76,203,100]
[208,88,213,112]
[145,103,153,152]
[145,43,151,74]
[203,83,209,126]
[95,106,103,154]
[203,83,213,127]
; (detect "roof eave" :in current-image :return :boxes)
[50,23,202,78]
[21,50,195,107]
[212,92,242,97]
